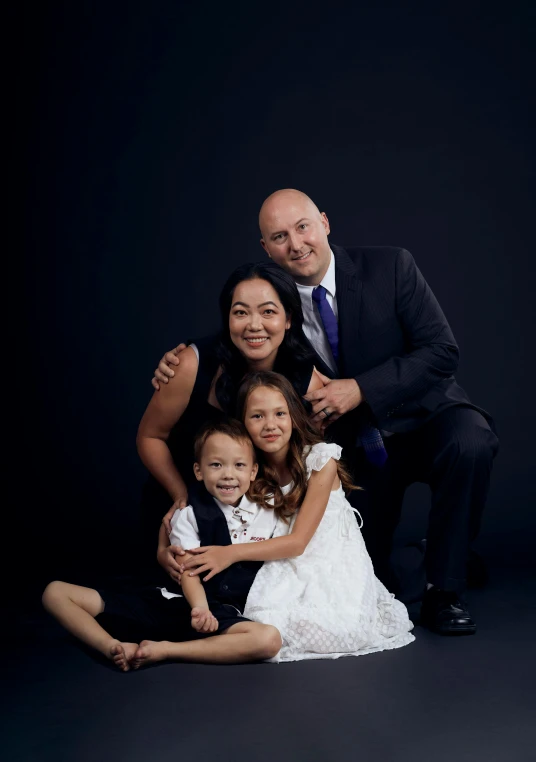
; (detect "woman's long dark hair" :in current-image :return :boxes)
[237,371,359,521]
[214,261,316,413]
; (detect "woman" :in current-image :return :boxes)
[136,261,325,568]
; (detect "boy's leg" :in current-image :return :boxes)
[133,621,282,667]
[42,581,138,671]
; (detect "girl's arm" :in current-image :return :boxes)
[238,460,339,560]
[136,346,199,510]
[183,460,339,581]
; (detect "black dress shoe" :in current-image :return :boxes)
[420,588,477,635]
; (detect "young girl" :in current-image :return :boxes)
[181,371,415,662]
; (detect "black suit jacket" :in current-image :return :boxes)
[316,244,493,437]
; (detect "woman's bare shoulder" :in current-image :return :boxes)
[157,345,199,399]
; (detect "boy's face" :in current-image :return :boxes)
[193,433,258,506]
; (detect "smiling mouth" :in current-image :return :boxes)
[292,250,312,261]
[244,337,269,346]
[262,434,280,441]
[217,485,238,493]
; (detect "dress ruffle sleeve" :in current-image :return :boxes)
[304,442,342,479]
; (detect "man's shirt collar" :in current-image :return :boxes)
[296,249,336,296]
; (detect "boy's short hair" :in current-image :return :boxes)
[193,417,256,463]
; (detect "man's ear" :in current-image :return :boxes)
[193,463,204,482]
[260,238,272,258]
[320,212,330,236]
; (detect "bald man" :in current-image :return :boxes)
[152,189,498,636]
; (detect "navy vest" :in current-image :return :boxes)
[188,482,263,609]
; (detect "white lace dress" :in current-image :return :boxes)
[243,443,415,662]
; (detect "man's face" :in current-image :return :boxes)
[194,433,258,507]
[260,195,332,286]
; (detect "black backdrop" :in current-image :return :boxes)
[19,2,535,603]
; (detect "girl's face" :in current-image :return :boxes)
[243,386,293,457]
[229,278,291,370]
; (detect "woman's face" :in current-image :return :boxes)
[243,386,293,457]
[229,278,291,370]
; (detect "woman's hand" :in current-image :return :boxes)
[162,491,188,534]
[180,546,237,582]
[157,543,186,583]
[152,343,188,390]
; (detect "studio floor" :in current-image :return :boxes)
[4,564,535,762]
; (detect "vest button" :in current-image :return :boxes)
[222,584,228,590]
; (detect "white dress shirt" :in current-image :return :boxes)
[170,493,281,548]
[296,250,338,374]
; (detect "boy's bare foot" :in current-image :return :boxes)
[109,641,139,672]
[132,640,171,669]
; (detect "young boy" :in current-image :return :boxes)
[42,419,282,671]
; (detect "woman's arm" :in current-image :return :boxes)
[307,366,328,394]
[157,523,185,582]
[137,346,199,507]
[182,460,339,581]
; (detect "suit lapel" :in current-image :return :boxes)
[332,244,362,377]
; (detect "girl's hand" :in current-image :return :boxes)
[157,544,186,583]
[181,546,237,582]
[191,606,219,633]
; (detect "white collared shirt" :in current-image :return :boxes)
[296,250,338,374]
[169,493,281,549]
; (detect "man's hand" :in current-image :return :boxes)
[151,343,188,390]
[157,544,186,583]
[180,546,236,582]
[303,373,363,428]
[191,606,219,633]
[162,492,188,534]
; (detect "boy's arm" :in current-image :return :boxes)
[179,552,211,609]
[180,553,219,633]
[169,505,219,634]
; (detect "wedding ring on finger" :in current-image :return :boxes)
[322,408,332,418]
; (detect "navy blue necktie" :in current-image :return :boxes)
[312,285,339,364]
[312,285,387,467]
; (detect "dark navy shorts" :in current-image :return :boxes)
[95,585,250,643]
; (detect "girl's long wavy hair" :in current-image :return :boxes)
[214,262,316,413]
[237,371,359,521]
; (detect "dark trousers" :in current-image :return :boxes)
[349,407,499,593]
